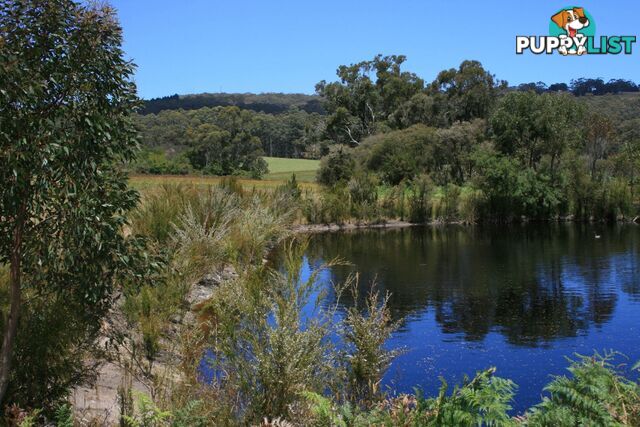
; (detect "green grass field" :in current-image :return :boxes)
[263,156,319,182]
[130,156,320,191]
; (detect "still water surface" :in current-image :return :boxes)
[298,224,640,413]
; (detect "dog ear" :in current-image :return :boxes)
[551,10,568,29]
[573,7,586,18]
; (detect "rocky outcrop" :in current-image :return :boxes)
[72,264,237,425]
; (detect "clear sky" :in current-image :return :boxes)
[109,0,640,99]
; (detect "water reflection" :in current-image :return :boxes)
[305,225,639,347]
[288,224,640,411]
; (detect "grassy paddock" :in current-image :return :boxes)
[129,173,320,192]
[264,156,319,182]
[129,156,320,191]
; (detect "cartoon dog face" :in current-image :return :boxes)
[551,8,590,37]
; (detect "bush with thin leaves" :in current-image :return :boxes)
[199,239,341,422]
[341,278,402,404]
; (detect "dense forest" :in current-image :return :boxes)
[140,92,324,115]
[140,78,639,116]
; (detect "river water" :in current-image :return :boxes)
[298,224,640,413]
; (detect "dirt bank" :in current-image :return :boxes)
[292,219,418,233]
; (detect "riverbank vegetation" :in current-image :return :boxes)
[88,186,640,426]
[6,178,640,425]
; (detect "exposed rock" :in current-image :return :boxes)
[186,264,237,307]
[71,361,146,426]
[73,264,237,425]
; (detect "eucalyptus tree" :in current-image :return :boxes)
[316,54,424,145]
[0,0,142,406]
[429,60,504,124]
[490,91,584,173]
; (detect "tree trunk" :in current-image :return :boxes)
[0,205,25,404]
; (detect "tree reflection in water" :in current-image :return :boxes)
[303,224,640,347]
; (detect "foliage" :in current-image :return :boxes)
[341,279,402,403]
[471,148,564,221]
[122,392,172,427]
[0,0,144,410]
[457,185,485,223]
[316,54,424,145]
[347,173,380,221]
[408,174,433,223]
[316,146,356,186]
[364,125,437,186]
[132,148,192,175]
[304,368,518,426]
[429,60,504,124]
[420,368,517,426]
[199,239,339,422]
[122,183,295,398]
[525,351,640,426]
[490,91,583,171]
[135,105,326,164]
[184,109,268,178]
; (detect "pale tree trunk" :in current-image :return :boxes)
[0,204,25,404]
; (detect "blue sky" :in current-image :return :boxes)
[110,0,640,99]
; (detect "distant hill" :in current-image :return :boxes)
[141,92,325,115]
[576,92,640,123]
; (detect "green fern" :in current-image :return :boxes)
[172,400,207,427]
[123,392,172,427]
[54,404,74,427]
[524,351,640,426]
[303,391,348,427]
[419,368,517,426]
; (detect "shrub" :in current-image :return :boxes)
[380,185,408,220]
[430,184,461,222]
[341,279,402,404]
[418,368,517,426]
[594,178,633,221]
[408,174,433,223]
[227,193,293,265]
[458,185,485,223]
[514,170,563,220]
[348,173,380,222]
[317,147,356,186]
[132,149,192,175]
[364,125,438,185]
[272,174,303,219]
[130,184,196,244]
[200,239,340,422]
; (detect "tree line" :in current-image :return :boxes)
[140,92,324,115]
[133,106,326,176]
[517,78,639,96]
[134,56,640,191]
[141,79,640,116]
[315,56,640,222]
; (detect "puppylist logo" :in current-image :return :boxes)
[516,6,636,55]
